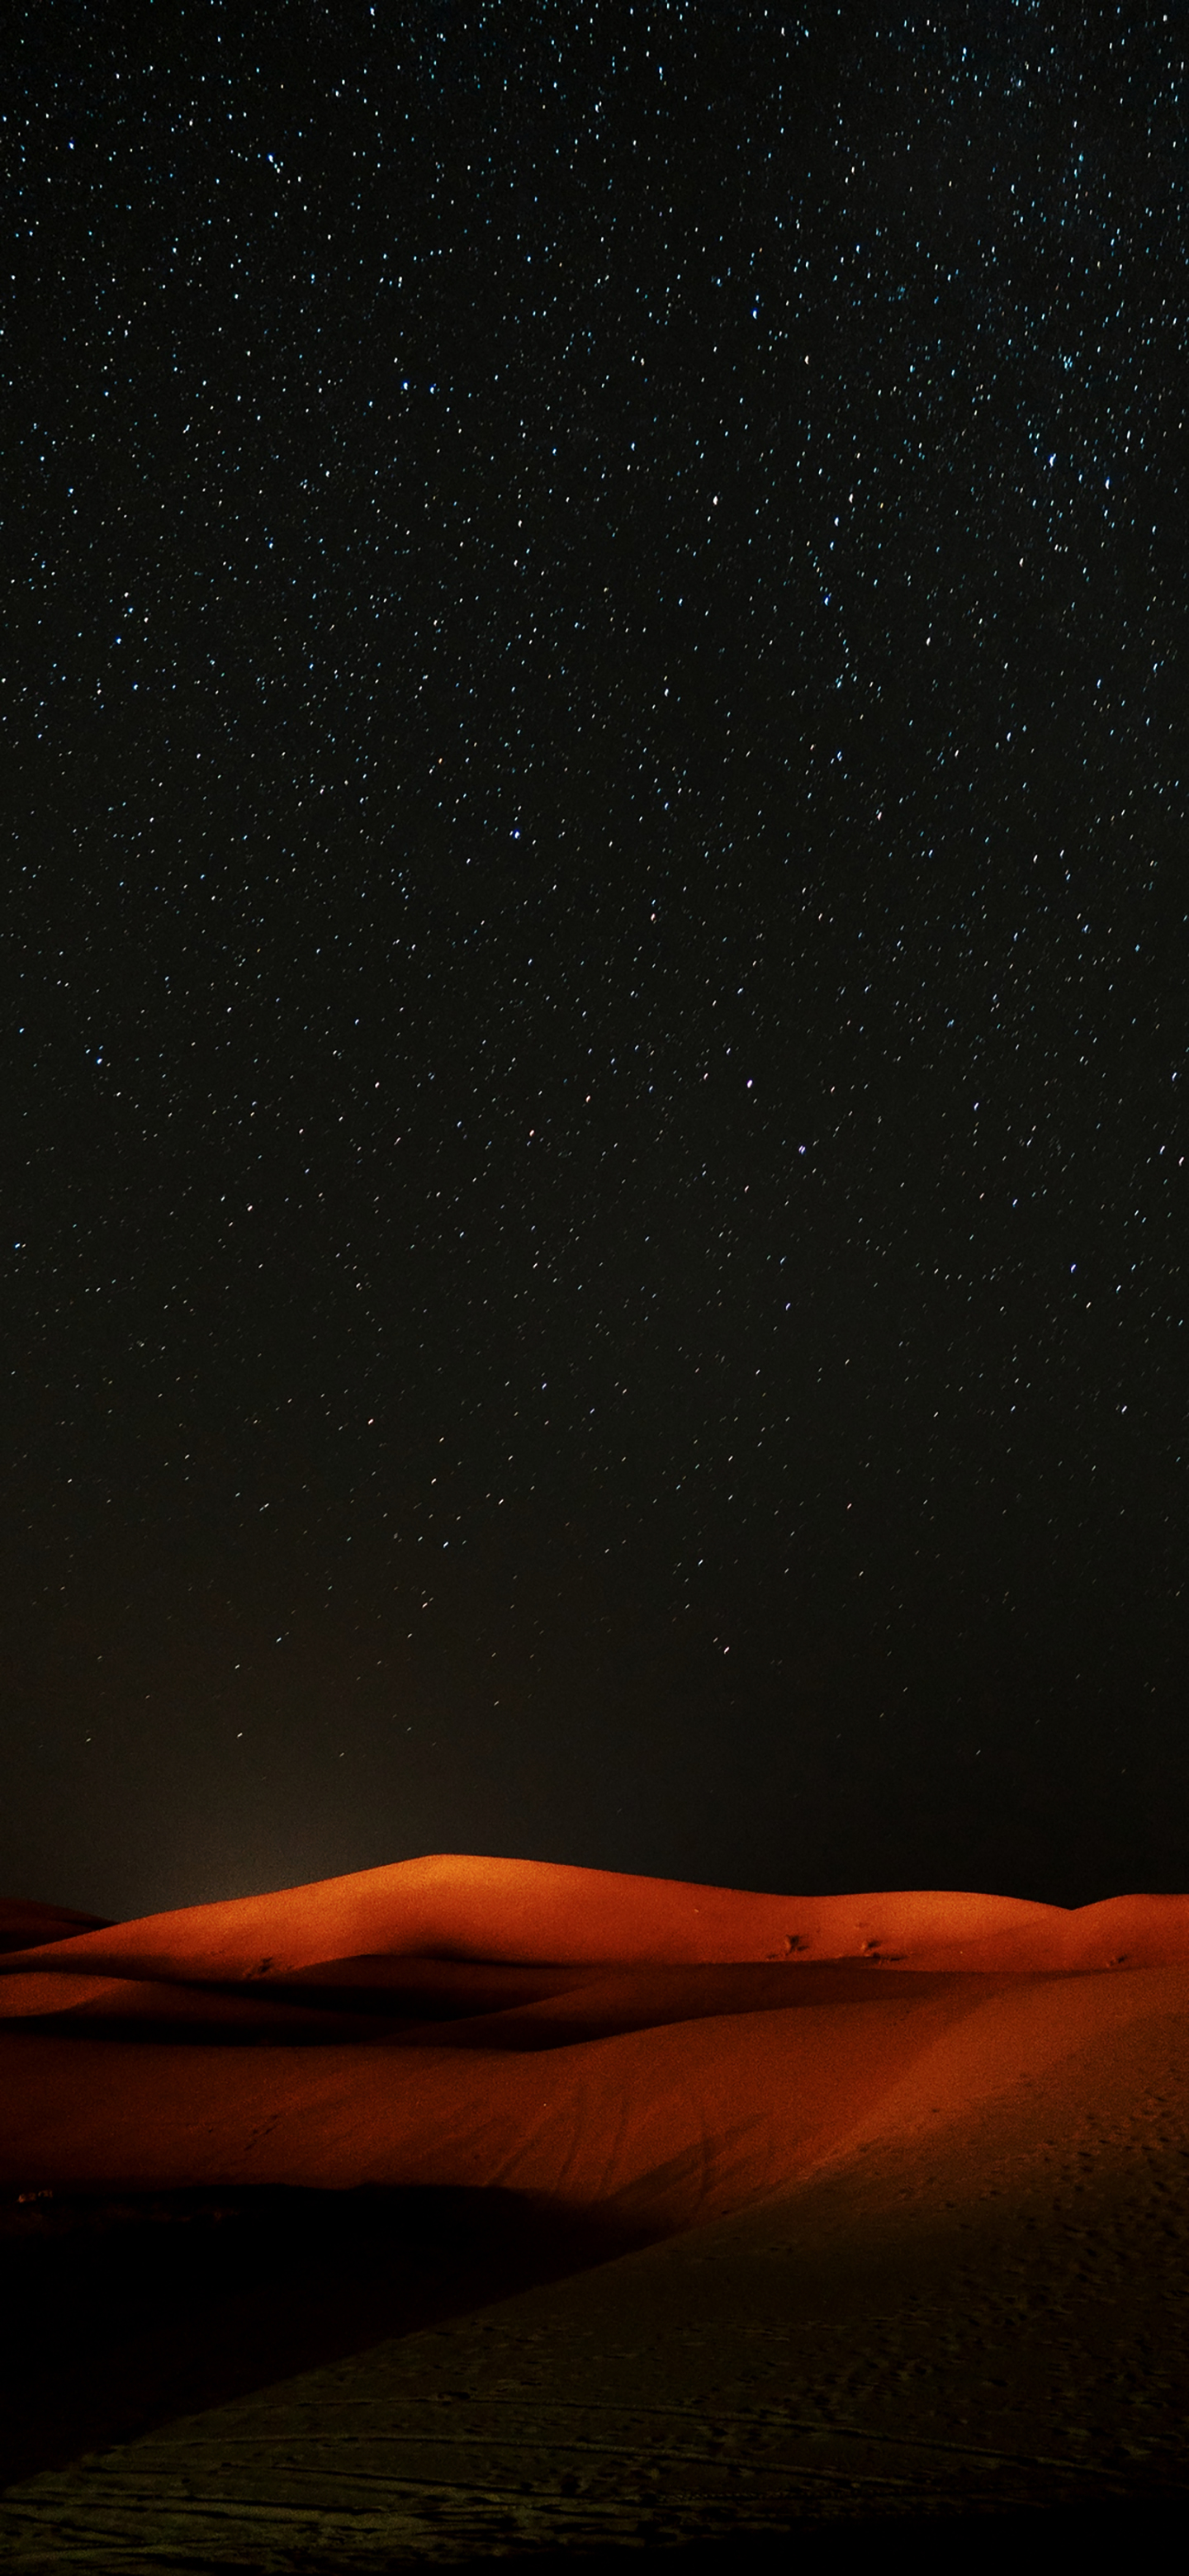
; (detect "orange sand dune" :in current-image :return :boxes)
[0,1898,111,1957]
[3,1857,1189,2242]
[7,1851,1189,1979]
[5,1965,1189,2237]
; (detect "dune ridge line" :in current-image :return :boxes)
[3,1854,1189,1979]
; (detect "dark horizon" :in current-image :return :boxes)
[6,3,1188,1925]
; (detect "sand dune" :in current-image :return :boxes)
[0,1899,111,1957]
[3,1856,1189,2237]
[7,1851,1189,1982]
[2,1857,1189,2558]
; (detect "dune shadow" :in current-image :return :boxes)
[0,2179,660,2491]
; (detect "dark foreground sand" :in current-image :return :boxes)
[2,1858,1188,2568]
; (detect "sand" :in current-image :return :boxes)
[2,1854,1188,2564]
[8,1851,1189,1978]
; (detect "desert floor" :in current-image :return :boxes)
[2,1860,1187,2569]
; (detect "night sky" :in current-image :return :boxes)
[6,2,1189,1923]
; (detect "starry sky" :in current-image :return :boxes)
[6,2,1189,1921]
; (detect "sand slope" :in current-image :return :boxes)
[3,1887,1189,2560]
[3,1857,1189,2236]
[7,1852,1189,1979]
[0,1900,111,1957]
[2,1858,1189,2559]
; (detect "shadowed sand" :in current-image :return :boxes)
[2,1857,1188,2564]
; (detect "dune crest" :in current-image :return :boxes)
[6,1852,1189,1981]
